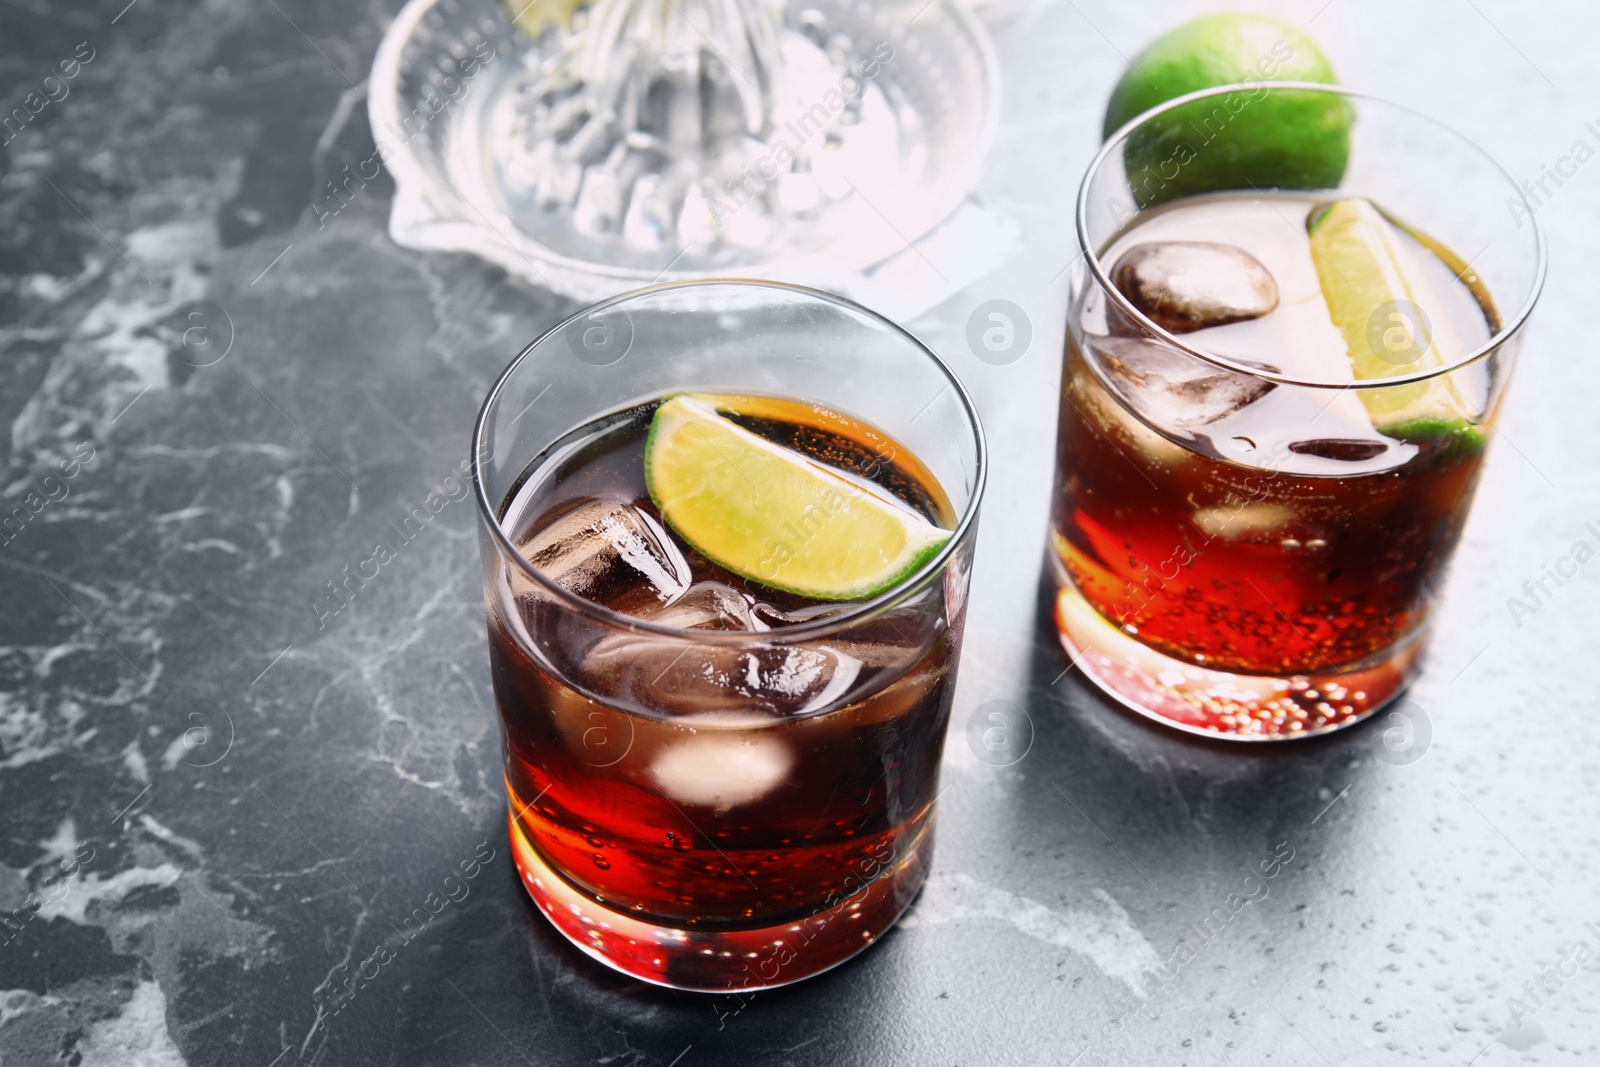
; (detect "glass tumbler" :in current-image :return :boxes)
[1051,84,1545,740]
[472,281,985,990]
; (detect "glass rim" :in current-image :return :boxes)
[1077,81,1548,391]
[470,278,988,643]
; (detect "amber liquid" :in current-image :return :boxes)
[1053,340,1488,674]
[488,395,960,930]
[1053,192,1498,719]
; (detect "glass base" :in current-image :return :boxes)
[1052,570,1422,741]
[508,811,932,992]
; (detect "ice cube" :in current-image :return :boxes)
[1109,241,1278,335]
[583,610,937,714]
[517,498,690,604]
[749,599,854,628]
[1087,336,1276,429]
[1192,503,1296,542]
[638,581,761,632]
[544,681,641,769]
[834,661,945,727]
[584,632,866,717]
[649,732,793,811]
[637,643,927,809]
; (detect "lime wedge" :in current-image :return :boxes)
[1308,198,1475,433]
[644,396,949,601]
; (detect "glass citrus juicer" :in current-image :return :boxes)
[369,0,997,298]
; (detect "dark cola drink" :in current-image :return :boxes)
[484,393,968,990]
[1053,191,1503,738]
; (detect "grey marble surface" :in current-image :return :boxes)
[2,0,1599,1064]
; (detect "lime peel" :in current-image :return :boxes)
[1308,197,1477,436]
[644,396,950,602]
[1106,13,1351,205]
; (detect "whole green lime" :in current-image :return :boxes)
[1104,13,1352,206]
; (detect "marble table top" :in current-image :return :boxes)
[2,0,1598,1064]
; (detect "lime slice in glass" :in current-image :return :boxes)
[1308,198,1477,440]
[644,396,949,601]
